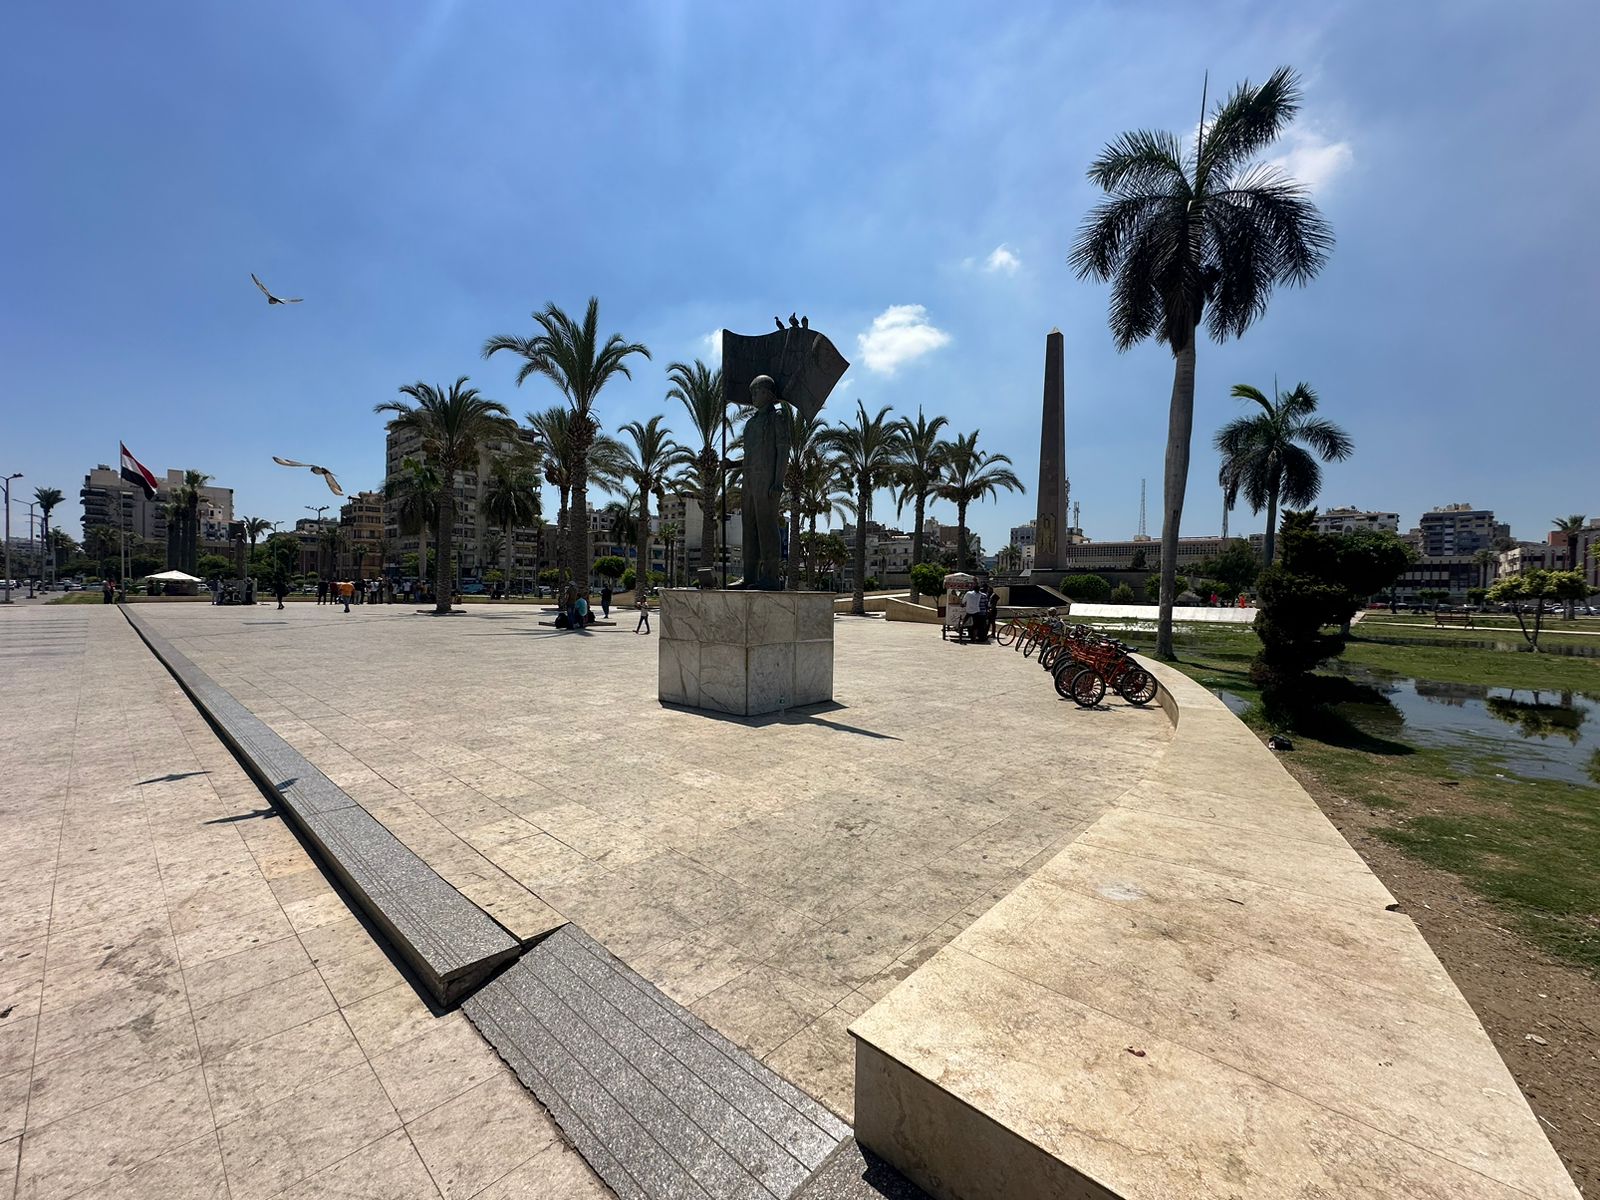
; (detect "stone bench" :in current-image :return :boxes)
[122,609,526,1006]
[850,660,1578,1199]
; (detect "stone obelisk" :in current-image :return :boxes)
[1032,329,1067,575]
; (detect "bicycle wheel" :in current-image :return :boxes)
[995,622,1017,647]
[1070,668,1106,708]
[1052,661,1080,700]
[1117,667,1158,706]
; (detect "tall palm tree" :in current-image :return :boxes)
[665,359,725,581]
[1553,515,1588,617]
[822,402,905,615]
[659,520,681,587]
[242,517,273,557]
[385,456,441,592]
[1215,381,1352,566]
[999,543,1023,574]
[1473,547,1499,593]
[935,432,1024,573]
[526,405,628,588]
[889,409,951,600]
[619,415,686,597]
[480,452,543,595]
[484,298,650,595]
[782,410,829,591]
[168,471,212,574]
[375,378,512,613]
[374,535,393,584]
[317,524,348,581]
[1072,67,1334,658]
[32,487,63,585]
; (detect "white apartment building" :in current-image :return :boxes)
[1314,508,1399,535]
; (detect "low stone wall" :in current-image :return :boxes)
[884,596,942,624]
[1068,601,1259,623]
[851,662,1579,1199]
[832,592,907,614]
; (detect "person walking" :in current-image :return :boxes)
[600,583,613,619]
[338,579,353,612]
[635,591,651,634]
[962,585,983,643]
[102,578,115,605]
[315,578,327,605]
[273,576,288,610]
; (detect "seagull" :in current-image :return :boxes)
[251,273,303,305]
[788,312,799,328]
[774,316,785,331]
[272,457,343,495]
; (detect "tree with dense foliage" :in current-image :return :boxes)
[484,298,649,596]
[525,403,628,589]
[1192,539,1262,599]
[1473,547,1499,592]
[619,415,687,598]
[1488,569,1588,650]
[1072,66,1333,659]
[889,408,950,601]
[385,455,441,593]
[1552,516,1588,616]
[1326,528,1415,634]
[169,470,212,573]
[908,561,947,600]
[1215,381,1352,566]
[375,377,512,613]
[1145,573,1190,602]
[665,359,725,580]
[822,402,905,615]
[480,451,542,595]
[935,431,1023,574]
[782,410,830,591]
[32,487,63,584]
[593,555,627,583]
[241,517,273,561]
[1250,511,1350,697]
[1111,583,1136,604]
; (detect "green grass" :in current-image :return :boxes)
[1097,618,1600,973]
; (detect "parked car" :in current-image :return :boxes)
[460,581,486,596]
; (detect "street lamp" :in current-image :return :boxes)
[2,472,21,604]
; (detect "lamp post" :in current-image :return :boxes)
[2,472,21,604]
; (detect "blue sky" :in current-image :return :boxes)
[3,1,1596,551]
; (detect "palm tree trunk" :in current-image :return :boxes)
[556,487,569,588]
[1156,338,1198,660]
[434,489,453,613]
[852,480,868,616]
[1262,487,1280,568]
[700,449,717,583]
[909,493,926,602]
[504,520,514,596]
[570,418,592,596]
[637,492,651,600]
[957,501,969,573]
[787,484,803,592]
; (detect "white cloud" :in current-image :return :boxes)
[699,329,722,362]
[983,244,1020,274]
[1266,131,1353,194]
[856,305,951,375]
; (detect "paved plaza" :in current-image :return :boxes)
[0,602,1168,1199]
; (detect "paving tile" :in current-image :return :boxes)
[275,1128,441,1199]
[205,1009,367,1124]
[70,1132,229,1199]
[403,1074,557,1200]
[341,982,440,1060]
[16,1067,214,1200]
[368,1012,503,1122]
[472,1141,615,1199]
[26,1009,201,1126]
[216,1062,400,1200]
[192,968,337,1061]
[181,935,315,1010]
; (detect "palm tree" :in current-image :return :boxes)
[999,543,1023,574]
[526,405,628,589]
[168,471,212,574]
[1553,515,1588,617]
[385,456,441,593]
[618,415,686,597]
[242,516,273,557]
[375,378,512,613]
[1215,381,1353,566]
[822,402,905,615]
[31,487,64,584]
[480,452,543,596]
[889,409,951,600]
[1473,547,1498,593]
[665,360,725,582]
[317,524,347,581]
[1071,67,1334,658]
[483,298,650,596]
[659,520,681,587]
[935,432,1024,573]
[782,410,829,591]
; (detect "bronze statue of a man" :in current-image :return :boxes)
[720,323,849,590]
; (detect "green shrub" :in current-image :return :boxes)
[909,562,947,597]
[593,555,627,581]
[1110,583,1135,604]
[1059,574,1111,602]
[1144,573,1189,602]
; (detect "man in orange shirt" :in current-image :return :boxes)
[337,579,354,612]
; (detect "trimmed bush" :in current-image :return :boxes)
[1110,583,1135,604]
[1059,574,1111,602]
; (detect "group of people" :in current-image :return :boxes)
[309,578,386,611]
[557,582,652,633]
[961,581,1000,643]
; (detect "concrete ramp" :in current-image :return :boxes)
[466,925,851,1200]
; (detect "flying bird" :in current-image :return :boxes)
[272,456,343,495]
[774,316,785,331]
[251,273,303,305]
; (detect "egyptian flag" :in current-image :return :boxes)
[120,442,159,500]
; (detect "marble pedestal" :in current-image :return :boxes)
[658,589,834,717]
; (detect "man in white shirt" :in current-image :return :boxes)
[963,586,984,643]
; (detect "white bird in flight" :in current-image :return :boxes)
[272,457,343,495]
[251,273,303,305]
